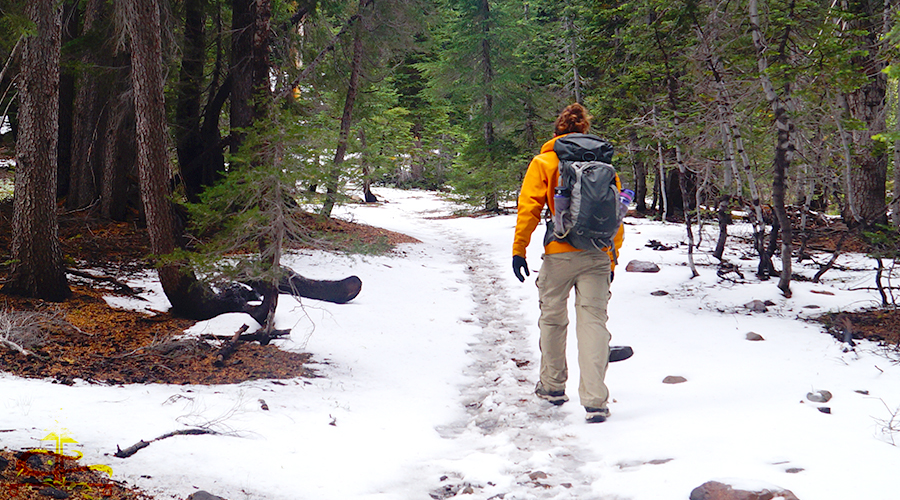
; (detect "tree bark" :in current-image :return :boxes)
[894,78,900,230]
[713,195,731,261]
[124,0,231,320]
[2,0,71,302]
[69,0,110,212]
[100,89,137,222]
[56,1,79,203]
[322,0,369,217]
[837,0,889,228]
[176,0,208,202]
[628,131,647,212]
[230,0,254,151]
[480,0,498,212]
[750,0,793,297]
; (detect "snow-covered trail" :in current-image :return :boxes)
[339,191,610,498]
[427,224,607,499]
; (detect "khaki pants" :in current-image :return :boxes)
[536,250,612,409]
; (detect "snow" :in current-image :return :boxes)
[2,188,899,500]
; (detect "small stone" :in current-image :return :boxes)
[39,488,69,499]
[744,300,768,313]
[625,260,661,273]
[188,492,228,500]
[689,480,800,500]
[802,304,820,309]
[855,390,869,395]
[561,483,573,489]
[818,406,832,414]
[746,332,765,341]
[785,467,805,474]
[528,471,548,480]
[663,376,687,384]
[806,390,833,403]
[650,290,669,296]
[461,485,475,494]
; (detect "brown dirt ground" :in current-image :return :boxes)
[0,449,153,500]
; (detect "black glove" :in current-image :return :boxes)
[513,255,530,282]
[610,271,615,283]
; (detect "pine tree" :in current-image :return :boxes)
[2,0,71,302]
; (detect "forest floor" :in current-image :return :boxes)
[0,198,898,500]
[0,200,418,500]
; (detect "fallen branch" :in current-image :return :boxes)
[812,232,846,283]
[201,330,291,343]
[114,428,217,459]
[214,324,249,367]
[66,268,139,296]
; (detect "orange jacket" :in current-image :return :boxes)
[512,134,625,269]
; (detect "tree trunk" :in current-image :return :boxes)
[100,88,137,222]
[702,40,771,277]
[652,106,668,218]
[124,0,228,319]
[359,127,378,202]
[57,1,79,203]
[844,0,889,228]
[628,131,647,212]
[750,0,793,297]
[480,0,498,212]
[653,22,698,277]
[894,78,900,230]
[322,0,368,218]
[176,0,207,202]
[69,0,110,212]
[2,0,71,302]
[564,9,581,104]
[713,195,731,261]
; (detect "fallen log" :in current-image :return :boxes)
[163,271,363,322]
[278,269,362,304]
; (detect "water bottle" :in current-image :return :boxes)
[617,189,634,221]
[553,187,570,233]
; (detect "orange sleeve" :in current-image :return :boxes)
[512,155,551,258]
[606,173,626,270]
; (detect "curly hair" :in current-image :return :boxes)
[554,103,591,136]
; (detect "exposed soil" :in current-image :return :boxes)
[0,449,153,500]
[0,200,417,386]
[816,308,900,347]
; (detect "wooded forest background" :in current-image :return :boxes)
[1,0,899,316]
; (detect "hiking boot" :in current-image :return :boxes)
[534,381,569,406]
[609,345,634,363]
[584,406,610,423]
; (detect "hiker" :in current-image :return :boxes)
[511,103,625,424]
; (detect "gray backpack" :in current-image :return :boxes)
[544,133,622,252]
